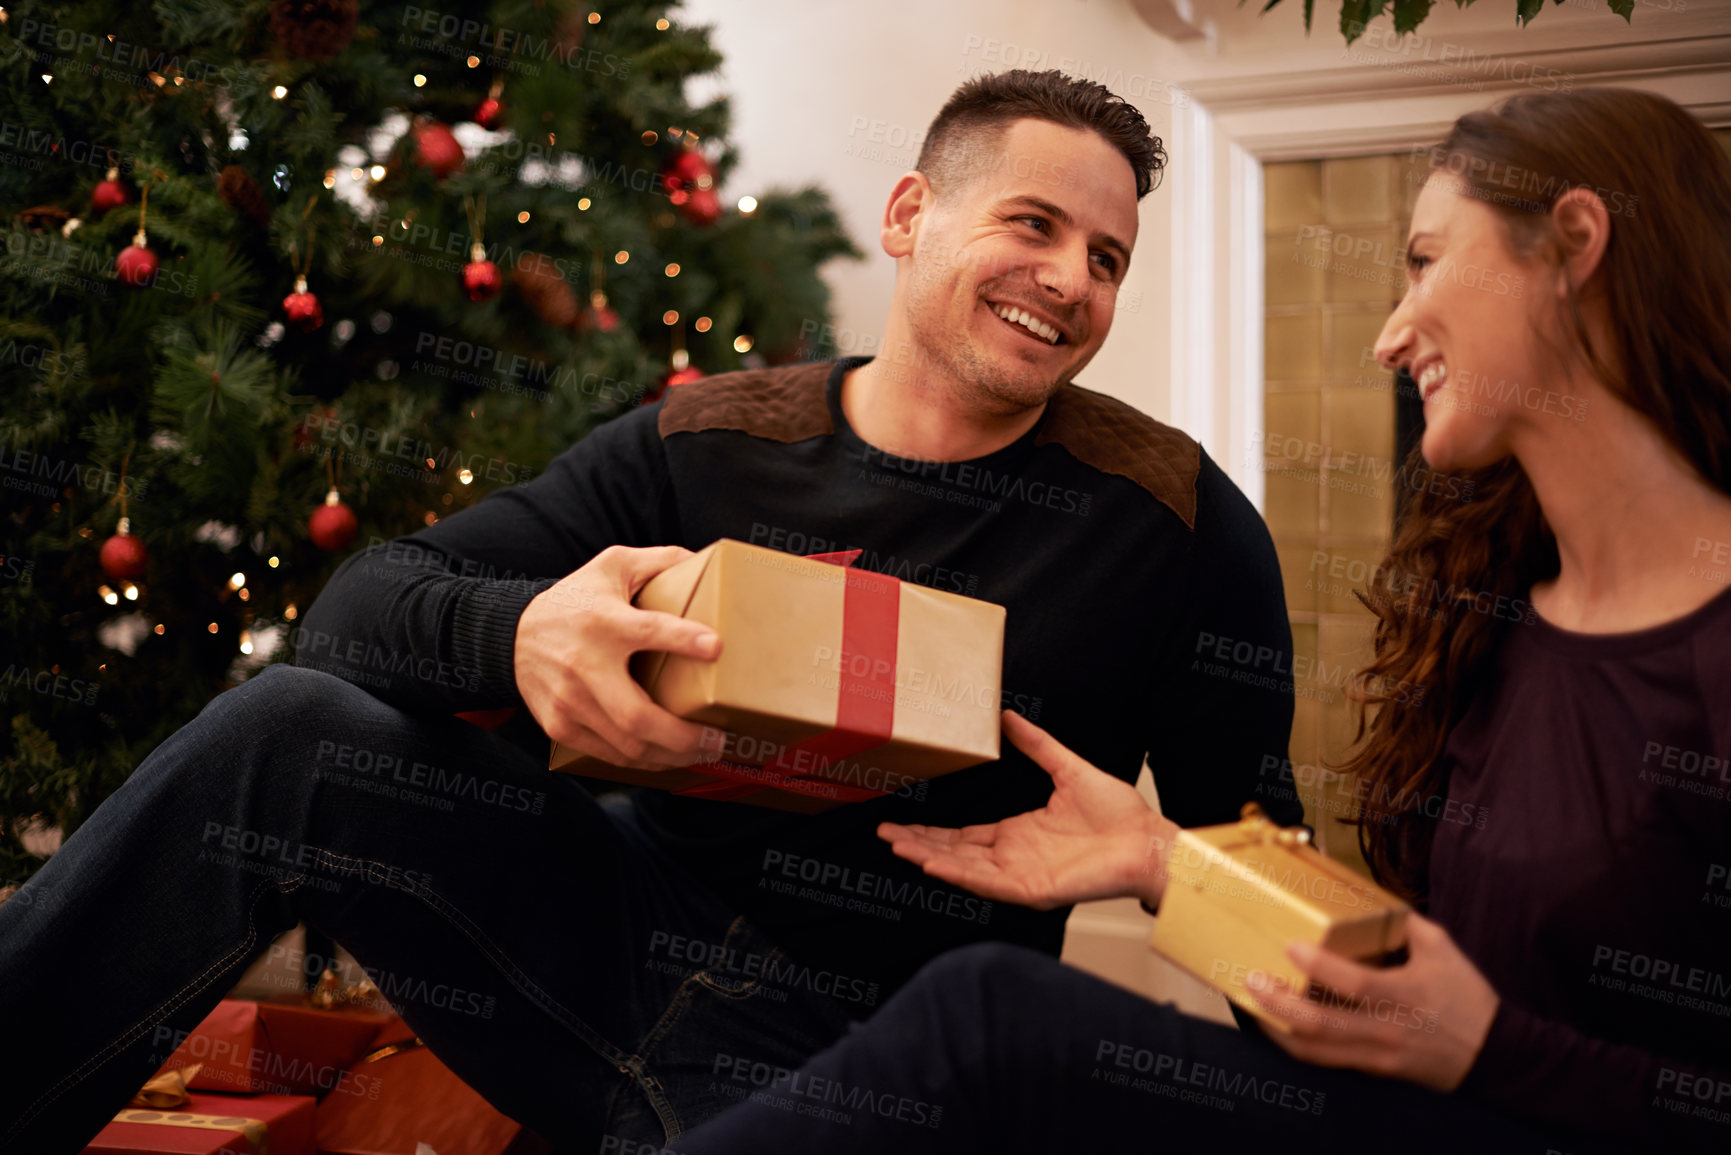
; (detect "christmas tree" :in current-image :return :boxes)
[0,0,860,890]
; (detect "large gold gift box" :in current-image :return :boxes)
[1148,803,1410,1032]
[549,538,1005,813]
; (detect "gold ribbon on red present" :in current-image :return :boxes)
[128,1062,202,1109]
[106,1107,268,1154]
[113,1066,270,1155]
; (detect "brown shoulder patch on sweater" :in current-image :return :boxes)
[1034,383,1200,529]
[658,361,835,443]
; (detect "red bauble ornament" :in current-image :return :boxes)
[283,275,324,331]
[100,520,149,582]
[642,353,703,405]
[681,187,721,226]
[412,121,464,179]
[309,489,358,551]
[91,167,128,215]
[663,148,712,190]
[115,231,159,287]
[473,96,503,129]
[579,290,620,333]
[462,243,501,302]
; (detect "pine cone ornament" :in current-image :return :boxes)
[15,205,72,233]
[551,7,586,59]
[269,0,359,62]
[217,165,271,228]
[514,252,579,328]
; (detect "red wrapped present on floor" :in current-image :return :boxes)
[85,1089,314,1155]
[314,1033,548,1155]
[152,998,396,1098]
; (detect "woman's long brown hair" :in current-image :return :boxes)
[1343,89,1731,905]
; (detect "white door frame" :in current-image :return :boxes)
[1161,13,1731,509]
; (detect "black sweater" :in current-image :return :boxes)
[296,357,1298,1000]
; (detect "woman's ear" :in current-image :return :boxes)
[1550,186,1612,300]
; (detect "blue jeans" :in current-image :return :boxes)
[0,664,855,1153]
[673,943,1638,1155]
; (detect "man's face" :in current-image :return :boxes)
[898,118,1139,412]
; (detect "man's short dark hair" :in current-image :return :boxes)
[916,69,1167,201]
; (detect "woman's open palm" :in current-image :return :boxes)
[877,711,1176,910]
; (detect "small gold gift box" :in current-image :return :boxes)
[1148,803,1410,1032]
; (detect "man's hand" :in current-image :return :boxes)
[515,545,723,771]
[877,711,1177,910]
[1250,914,1500,1092]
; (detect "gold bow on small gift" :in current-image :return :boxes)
[308,966,382,1011]
[128,1062,202,1109]
[117,1062,271,1155]
[1235,801,1313,849]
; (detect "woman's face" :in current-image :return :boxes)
[1374,172,1563,474]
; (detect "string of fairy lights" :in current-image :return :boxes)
[41,6,771,668]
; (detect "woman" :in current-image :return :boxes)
[673,88,1731,1154]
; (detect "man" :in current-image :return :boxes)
[0,69,1298,1152]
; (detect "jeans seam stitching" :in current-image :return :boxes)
[631,915,767,1142]
[618,977,696,1141]
[303,846,630,1069]
[5,875,299,1144]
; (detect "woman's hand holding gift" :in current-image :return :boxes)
[1251,913,1501,1092]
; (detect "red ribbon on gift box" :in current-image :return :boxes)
[676,549,900,804]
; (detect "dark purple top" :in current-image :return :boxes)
[1434,582,1731,1152]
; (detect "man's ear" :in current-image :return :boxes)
[1551,186,1611,300]
[881,172,931,260]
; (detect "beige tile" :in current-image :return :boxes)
[1263,466,1321,539]
[1326,226,1403,303]
[1310,544,1389,616]
[1326,386,1395,462]
[1328,309,1395,383]
[1270,221,1325,261]
[1395,146,1433,220]
[1323,155,1396,225]
[1264,161,1323,234]
[1322,692,1368,762]
[1289,696,1322,788]
[1265,390,1321,450]
[1266,240,1328,307]
[1291,620,1330,692]
[1276,544,1319,619]
[1290,621,1319,679]
[1326,476,1394,538]
[1266,311,1326,381]
[1319,614,1377,678]
[1309,616,1379,869]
